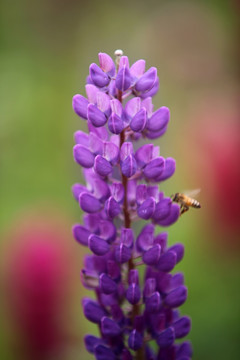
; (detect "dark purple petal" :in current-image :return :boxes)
[99,220,116,242]
[145,291,161,313]
[147,106,170,132]
[165,286,188,308]
[82,298,106,323]
[73,144,95,168]
[143,244,161,265]
[128,269,139,285]
[107,261,121,280]
[157,327,175,348]
[130,108,147,132]
[143,278,156,298]
[156,203,180,226]
[72,94,88,119]
[101,317,121,337]
[169,273,184,291]
[136,224,155,252]
[137,197,156,219]
[98,52,115,77]
[94,155,112,176]
[71,183,87,201]
[79,192,101,213]
[115,243,131,264]
[146,124,168,139]
[90,63,110,87]
[94,344,116,360]
[121,155,137,178]
[141,77,159,99]
[168,243,184,263]
[120,228,134,248]
[72,224,91,246]
[126,284,141,304]
[158,251,177,272]
[172,316,191,338]
[128,330,143,351]
[108,113,124,134]
[154,232,168,252]
[87,103,107,127]
[155,157,176,181]
[116,65,132,91]
[88,234,110,256]
[100,274,117,294]
[136,184,147,205]
[122,348,133,360]
[143,157,165,179]
[84,335,103,353]
[92,178,110,202]
[158,347,175,360]
[153,198,172,221]
[176,341,193,358]
[105,196,121,218]
[135,67,157,92]
[74,130,89,146]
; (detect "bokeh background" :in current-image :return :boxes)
[0,0,239,359]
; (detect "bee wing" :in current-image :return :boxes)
[183,188,201,198]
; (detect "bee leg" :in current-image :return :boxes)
[180,205,189,215]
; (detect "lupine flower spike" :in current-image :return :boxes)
[72,50,192,360]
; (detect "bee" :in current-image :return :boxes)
[171,189,201,215]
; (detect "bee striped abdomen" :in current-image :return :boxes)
[191,199,201,208]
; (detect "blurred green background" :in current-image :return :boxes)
[0,0,239,359]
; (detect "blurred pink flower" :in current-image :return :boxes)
[3,208,80,360]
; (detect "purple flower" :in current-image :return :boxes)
[72,51,192,359]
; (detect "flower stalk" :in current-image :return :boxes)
[72,51,192,359]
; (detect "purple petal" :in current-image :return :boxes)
[143,157,165,179]
[84,335,103,353]
[130,59,146,79]
[155,157,176,181]
[116,65,132,91]
[130,108,147,132]
[79,192,101,213]
[172,316,191,338]
[100,274,117,294]
[146,124,168,139]
[124,97,141,121]
[105,196,121,218]
[88,234,110,256]
[153,198,172,221]
[135,144,155,168]
[94,344,116,360]
[156,203,180,226]
[82,298,106,323]
[165,286,187,308]
[72,224,91,246]
[126,284,141,305]
[128,330,143,351]
[107,261,120,280]
[136,224,155,252]
[74,130,89,146]
[136,184,147,205]
[157,327,175,348]
[88,121,109,140]
[72,94,88,119]
[143,278,156,298]
[98,52,115,76]
[128,269,139,285]
[141,77,159,99]
[120,228,134,248]
[115,243,131,264]
[119,56,129,69]
[108,113,124,134]
[111,182,124,203]
[121,154,137,178]
[94,155,112,177]
[91,178,110,202]
[137,197,156,219]
[158,250,177,272]
[142,97,153,117]
[89,63,110,87]
[135,67,157,92]
[120,142,134,162]
[89,132,104,155]
[145,291,161,313]
[103,141,119,165]
[85,84,99,104]
[122,348,133,360]
[99,220,116,242]
[147,106,170,132]
[88,103,107,127]
[97,91,111,116]
[143,244,161,265]
[176,341,193,358]
[73,144,95,168]
[154,232,168,252]
[101,317,121,337]
[168,243,184,263]
[71,183,88,201]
